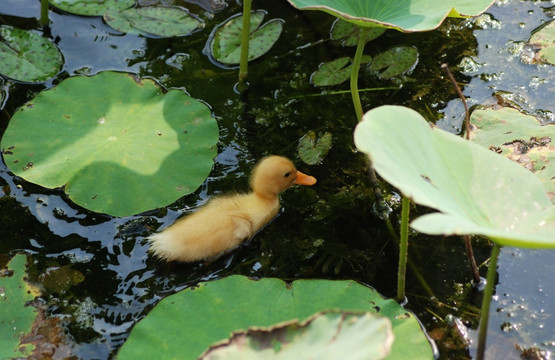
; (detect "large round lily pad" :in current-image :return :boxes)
[1,71,219,217]
[0,25,63,83]
[118,275,434,359]
[287,0,495,32]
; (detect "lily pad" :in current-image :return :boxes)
[331,19,385,46]
[0,255,38,359]
[104,6,204,37]
[208,11,283,65]
[529,20,555,65]
[49,0,134,16]
[311,55,371,86]
[298,131,332,165]
[0,71,218,217]
[354,105,555,248]
[469,107,554,198]
[201,311,394,360]
[0,26,63,83]
[369,46,418,79]
[118,275,434,359]
[287,0,495,32]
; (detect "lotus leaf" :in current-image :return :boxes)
[104,7,204,37]
[0,255,37,359]
[287,0,495,32]
[298,131,332,165]
[208,11,283,65]
[49,0,134,16]
[0,26,63,83]
[529,20,555,65]
[354,105,555,248]
[201,311,393,360]
[469,107,554,198]
[118,275,434,359]
[1,71,218,217]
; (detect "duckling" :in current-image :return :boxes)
[148,156,316,262]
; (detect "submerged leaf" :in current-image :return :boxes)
[0,71,219,217]
[331,19,385,46]
[118,276,433,359]
[298,131,332,165]
[354,105,555,248]
[311,55,371,86]
[208,11,283,65]
[201,311,394,360]
[369,46,418,79]
[0,26,63,83]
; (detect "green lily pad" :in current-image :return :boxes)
[369,46,418,79]
[49,0,134,16]
[0,26,63,83]
[287,0,495,32]
[311,55,372,86]
[104,6,204,37]
[118,275,434,359]
[201,311,394,360]
[209,11,283,65]
[0,255,38,359]
[529,20,555,65]
[1,71,218,217]
[469,107,554,198]
[354,105,555,248]
[331,19,385,46]
[298,131,332,165]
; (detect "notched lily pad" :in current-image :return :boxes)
[208,11,283,66]
[311,55,371,86]
[1,71,219,217]
[469,107,554,198]
[298,131,332,165]
[0,26,63,83]
[331,19,385,46]
[49,0,134,16]
[104,6,204,37]
[369,46,418,79]
[201,311,394,360]
[528,20,555,65]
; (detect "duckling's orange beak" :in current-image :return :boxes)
[294,170,317,186]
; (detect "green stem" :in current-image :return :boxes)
[351,27,367,122]
[476,243,501,360]
[238,0,252,84]
[397,196,410,302]
[40,0,49,26]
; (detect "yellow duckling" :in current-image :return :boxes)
[148,156,316,262]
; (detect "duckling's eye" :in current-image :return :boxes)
[283,171,291,178]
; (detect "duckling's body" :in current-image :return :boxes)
[148,156,316,262]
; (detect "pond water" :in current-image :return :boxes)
[1,0,553,359]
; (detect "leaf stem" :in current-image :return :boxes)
[476,243,501,360]
[40,0,49,26]
[351,27,367,122]
[238,0,252,84]
[441,63,469,139]
[397,196,410,302]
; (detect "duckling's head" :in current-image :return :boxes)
[250,156,316,198]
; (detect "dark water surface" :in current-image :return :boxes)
[1,0,553,359]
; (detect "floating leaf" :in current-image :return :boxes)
[331,19,385,46]
[354,105,555,248]
[369,46,418,79]
[201,311,394,360]
[298,131,332,165]
[311,55,371,86]
[104,7,204,37]
[208,11,283,65]
[0,26,63,83]
[49,0,134,16]
[469,107,554,198]
[529,20,555,65]
[0,255,38,359]
[1,71,219,217]
[287,0,495,32]
[118,276,434,359]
